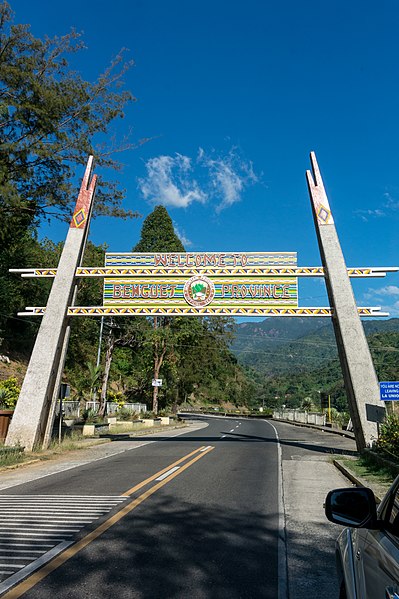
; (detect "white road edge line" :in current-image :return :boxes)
[267,421,288,599]
[155,466,180,481]
[200,446,213,452]
[0,540,73,595]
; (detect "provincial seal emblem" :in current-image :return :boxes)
[183,275,215,307]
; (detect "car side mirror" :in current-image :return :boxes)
[325,487,377,528]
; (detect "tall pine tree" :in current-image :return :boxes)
[133,206,184,413]
[133,206,185,253]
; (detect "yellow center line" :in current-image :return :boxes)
[2,446,214,599]
[121,445,207,496]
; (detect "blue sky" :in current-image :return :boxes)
[10,0,399,317]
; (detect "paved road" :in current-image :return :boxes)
[0,416,356,598]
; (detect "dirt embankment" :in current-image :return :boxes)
[0,352,28,385]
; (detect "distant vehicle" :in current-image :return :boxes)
[325,477,399,598]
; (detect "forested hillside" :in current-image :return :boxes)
[232,317,399,376]
[232,319,399,412]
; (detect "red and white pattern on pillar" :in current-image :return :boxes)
[306,151,335,226]
[70,156,97,229]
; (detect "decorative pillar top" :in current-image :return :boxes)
[70,155,97,229]
[306,151,334,226]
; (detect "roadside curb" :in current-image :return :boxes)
[0,437,112,473]
[332,459,383,503]
[0,458,41,473]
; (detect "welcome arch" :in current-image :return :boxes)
[6,153,398,452]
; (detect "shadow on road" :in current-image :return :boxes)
[100,429,357,457]
[20,492,336,599]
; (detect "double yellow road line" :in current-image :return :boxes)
[2,445,214,598]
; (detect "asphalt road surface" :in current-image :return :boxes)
[0,416,356,599]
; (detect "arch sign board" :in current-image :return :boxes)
[103,252,298,316]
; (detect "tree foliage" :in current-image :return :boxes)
[0,1,139,225]
[133,205,185,253]
[376,414,399,459]
[0,377,20,408]
[0,235,62,350]
[253,330,399,414]
[0,2,141,351]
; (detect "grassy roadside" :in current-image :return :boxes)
[0,433,111,470]
[334,452,397,500]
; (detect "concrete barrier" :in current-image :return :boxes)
[82,424,95,436]
[273,410,326,426]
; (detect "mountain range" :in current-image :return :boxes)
[231,317,399,377]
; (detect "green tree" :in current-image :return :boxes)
[132,205,184,413]
[0,2,141,353]
[0,1,139,224]
[87,361,102,401]
[133,206,185,253]
[0,235,62,351]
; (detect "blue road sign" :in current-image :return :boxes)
[380,382,399,401]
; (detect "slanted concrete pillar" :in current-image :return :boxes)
[306,152,384,451]
[6,158,97,450]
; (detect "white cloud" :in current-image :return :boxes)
[354,190,399,221]
[199,147,259,211]
[173,222,192,247]
[138,154,207,208]
[377,301,399,317]
[138,147,259,211]
[354,208,385,222]
[384,192,399,211]
[372,285,399,297]
[363,286,399,317]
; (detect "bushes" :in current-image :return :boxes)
[376,414,399,460]
[0,378,20,409]
[117,408,140,421]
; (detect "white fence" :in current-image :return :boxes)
[273,409,326,426]
[59,401,147,418]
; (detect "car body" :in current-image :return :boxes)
[325,477,399,599]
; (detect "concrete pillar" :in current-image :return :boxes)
[6,158,97,450]
[306,152,384,451]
